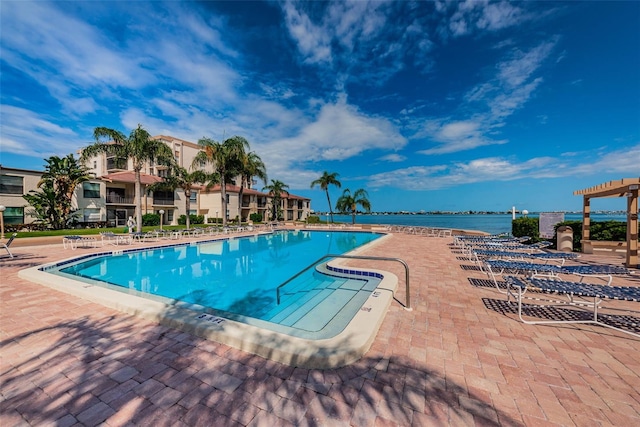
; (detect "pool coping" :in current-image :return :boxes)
[18,231,397,369]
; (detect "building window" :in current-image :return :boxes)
[3,207,24,224]
[83,182,101,198]
[106,157,127,170]
[190,192,197,202]
[0,175,23,194]
[189,210,197,216]
[83,208,101,222]
[153,190,174,205]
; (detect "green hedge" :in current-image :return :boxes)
[178,214,205,225]
[306,215,321,224]
[511,217,540,242]
[142,213,160,226]
[249,213,263,223]
[512,218,629,250]
[552,220,627,251]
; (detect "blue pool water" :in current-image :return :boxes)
[52,230,383,337]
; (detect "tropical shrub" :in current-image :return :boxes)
[511,217,540,242]
[142,213,160,226]
[306,215,321,224]
[22,154,92,230]
[249,213,263,223]
[178,214,204,225]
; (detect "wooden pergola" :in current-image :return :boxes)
[574,178,639,268]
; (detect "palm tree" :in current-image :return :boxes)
[335,188,371,225]
[81,124,175,232]
[262,179,289,221]
[148,166,212,229]
[237,151,268,221]
[39,154,92,225]
[23,154,92,229]
[192,136,249,227]
[23,180,65,229]
[310,171,341,223]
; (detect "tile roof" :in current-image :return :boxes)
[100,171,164,185]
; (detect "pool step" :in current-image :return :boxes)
[262,274,338,321]
[264,273,376,332]
[291,287,371,332]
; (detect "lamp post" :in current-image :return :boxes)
[159,210,164,231]
[0,205,5,239]
[216,211,219,225]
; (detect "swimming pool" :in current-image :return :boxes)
[52,230,381,336]
[21,229,397,368]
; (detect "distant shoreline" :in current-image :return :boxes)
[312,211,628,216]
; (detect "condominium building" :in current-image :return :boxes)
[0,135,311,227]
[0,166,42,225]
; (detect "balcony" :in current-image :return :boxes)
[106,195,134,204]
[153,198,175,206]
[106,158,127,171]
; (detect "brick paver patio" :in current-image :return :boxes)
[1,231,639,426]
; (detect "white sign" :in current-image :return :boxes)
[539,212,565,239]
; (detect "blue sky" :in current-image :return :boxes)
[1,1,638,213]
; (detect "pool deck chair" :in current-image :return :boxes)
[472,249,579,269]
[1,233,17,258]
[99,232,132,246]
[505,276,640,338]
[63,235,98,250]
[484,259,632,290]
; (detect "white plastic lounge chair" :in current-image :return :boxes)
[485,259,631,289]
[505,276,640,338]
[1,233,17,258]
[99,232,132,246]
[472,249,578,268]
[63,235,97,250]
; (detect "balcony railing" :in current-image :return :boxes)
[153,198,175,206]
[106,195,134,204]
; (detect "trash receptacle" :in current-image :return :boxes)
[557,225,573,252]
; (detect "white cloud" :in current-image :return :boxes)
[367,144,640,191]
[378,153,406,163]
[281,1,333,65]
[445,0,530,38]
[570,143,640,175]
[255,98,406,188]
[416,40,557,155]
[0,105,83,157]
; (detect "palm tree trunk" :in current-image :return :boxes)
[134,170,142,232]
[238,177,245,222]
[325,190,333,223]
[221,177,228,227]
[185,189,191,229]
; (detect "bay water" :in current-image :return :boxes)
[327,213,627,235]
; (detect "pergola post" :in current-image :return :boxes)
[627,186,638,268]
[582,196,591,241]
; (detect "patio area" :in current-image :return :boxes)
[1,231,639,426]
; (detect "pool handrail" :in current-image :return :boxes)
[276,254,412,311]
